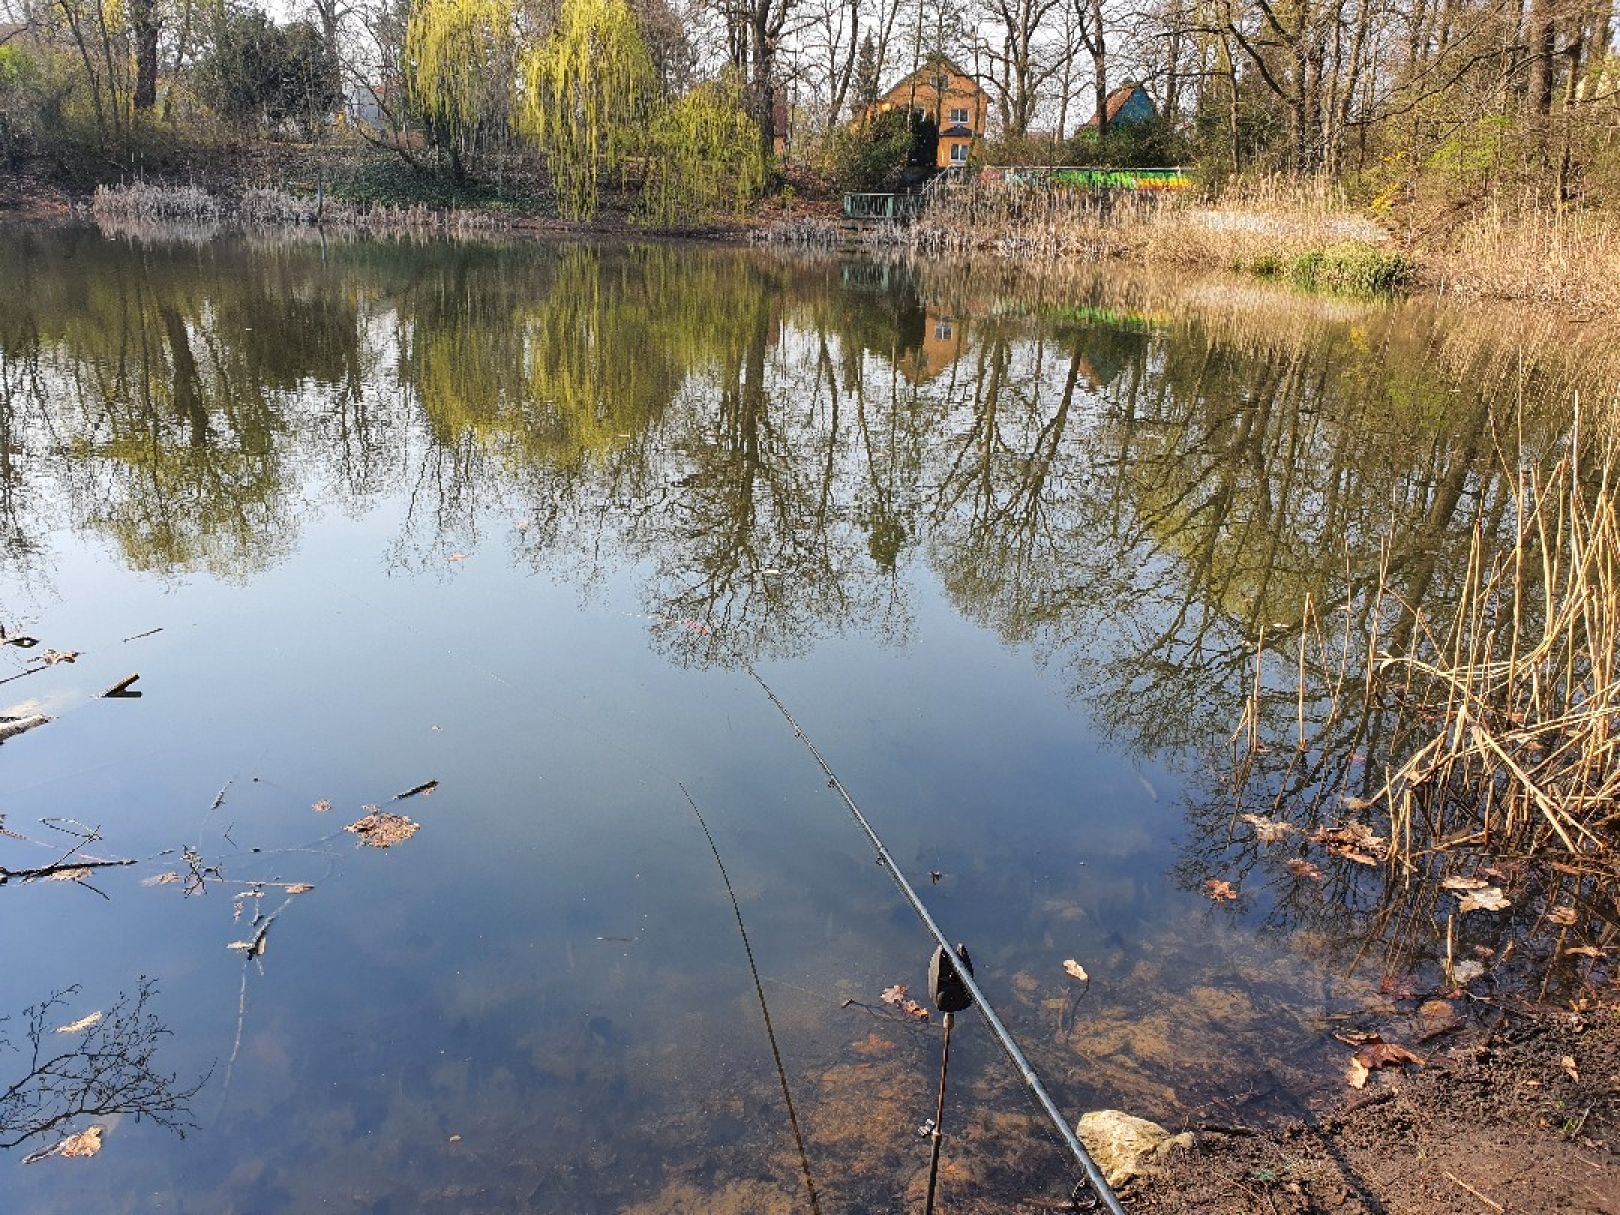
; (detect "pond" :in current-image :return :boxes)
[0,226,1599,1213]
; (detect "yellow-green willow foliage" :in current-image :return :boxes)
[640,73,765,227]
[517,0,653,221]
[404,0,515,149]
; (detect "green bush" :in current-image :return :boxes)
[1244,243,1416,294]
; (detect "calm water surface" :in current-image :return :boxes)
[0,227,1588,1212]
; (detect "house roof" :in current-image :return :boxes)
[940,125,973,138]
[1087,81,1155,126]
[877,55,987,106]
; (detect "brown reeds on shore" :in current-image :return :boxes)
[1427,204,1620,316]
[1229,399,1619,975]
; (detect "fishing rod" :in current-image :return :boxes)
[746,666,1128,1215]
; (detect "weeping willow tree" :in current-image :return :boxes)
[640,73,766,227]
[404,0,517,179]
[517,0,653,221]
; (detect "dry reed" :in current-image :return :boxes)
[1428,204,1620,317]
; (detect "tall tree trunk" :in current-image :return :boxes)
[1527,0,1555,115]
[1089,0,1107,138]
[131,0,158,111]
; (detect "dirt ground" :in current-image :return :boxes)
[1133,1001,1619,1215]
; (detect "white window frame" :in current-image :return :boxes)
[949,107,970,125]
[949,142,969,163]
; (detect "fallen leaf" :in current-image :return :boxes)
[1063,959,1090,983]
[1340,794,1378,811]
[345,808,420,848]
[284,883,315,894]
[1203,878,1239,902]
[449,1133,463,1143]
[24,1125,102,1164]
[1561,1055,1580,1081]
[1341,850,1379,866]
[1416,1000,1461,1036]
[39,649,79,666]
[1346,1041,1424,1086]
[880,984,908,1006]
[1333,1029,1382,1046]
[1456,886,1510,913]
[41,867,91,882]
[311,799,331,813]
[1239,813,1294,842]
[54,1012,102,1034]
[226,939,256,952]
[1286,858,1324,880]
[1546,906,1578,926]
[141,872,181,886]
[900,998,930,1022]
[1451,959,1486,983]
[1346,1055,1370,1088]
[1440,875,1489,891]
[1563,945,1603,959]
[448,553,468,562]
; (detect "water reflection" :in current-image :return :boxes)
[0,226,1612,1209]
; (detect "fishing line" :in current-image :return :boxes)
[680,783,822,1215]
[744,664,1127,1215]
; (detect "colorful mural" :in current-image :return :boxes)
[982,166,1193,191]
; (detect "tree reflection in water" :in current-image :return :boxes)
[0,979,206,1154]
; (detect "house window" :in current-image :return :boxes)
[949,107,970,126]
[949,142,969,163]
[934,321,954,340]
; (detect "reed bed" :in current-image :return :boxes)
[91,183,509,235]
[1428,204,1620,316]
[1228,402,1620,980]
[887,176,1414,294]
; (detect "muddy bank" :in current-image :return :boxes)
[1133,1001,1619,1214]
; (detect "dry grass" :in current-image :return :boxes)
[889,176,1412,293]
[1428,204,1620,317]
[90,182,509,235]
[1229,400,1620,974]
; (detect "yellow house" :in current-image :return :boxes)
[864,55,988,170]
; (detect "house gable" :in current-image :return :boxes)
[1087,82,1158,128]
[864,54,988,169]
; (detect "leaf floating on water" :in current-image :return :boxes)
[1286,858,1324,880]
[1203,879,1239,902]
[284,883,315,895]
[345,809,420,848]
[1564,945,1603,959]
[1239,813,1294,842]
[311,799,331,813]
[39,649,79,666]
[23,1125,102,1164]
[1340,793,1378,811]
[226,939,256,953]
[54,1012,102,1034]
[448,553,468,562]
[1455,886,1510,913]
[879,983,930,1021]
[1312,822,1387,864]
[41,867,92,882]
[1439,875,1489,891]
[1332,1029,1382,1046]
[141,872,182,887]
[1062,959,1090,983]
[1546,906,1578,926]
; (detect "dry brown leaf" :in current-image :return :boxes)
[41,867,91,882]
[141,872,181,887]
[899,998,931,1022]
[1063,959,1090,983]
[1564,945,1603,959]
[1341,850,1379,866]
[226,939,256,953]
[1450,959,1486,983]
[1203,878,1239,902]
[311,799,331,813]
[1239,813,1294,842]
[1286,858,1324,880]
[1561,1055,1580,1081]
[1546,906,1578,926]
[1346,1055,1371,1089]
[1340,794,1378,811]
[24,1125,103,1164]
[53,1012,102,1034]
[345,809,419,848]
[1333,1029,1382,1046]
[40,649,79,666]
[1346,1041,1424,1087]
[1456,886,1510,913]
[284,883,315,894]
[880,984,908,1006]
[1439,875,1489,891]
